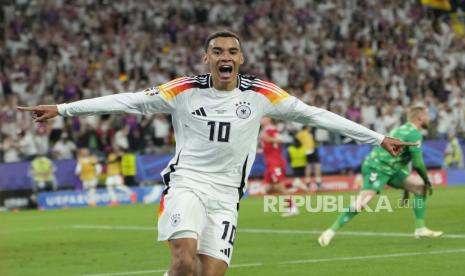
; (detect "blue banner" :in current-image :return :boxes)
[0,159,79,191]
[37,186,164,209]
[318,140,448,173]
[1,140,462,191]
[445,169,465,186]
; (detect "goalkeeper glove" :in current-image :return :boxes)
[400,190,409,206]
[424,179,433,196]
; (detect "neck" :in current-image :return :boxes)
[212,75,237,91]
[411,120,422,130]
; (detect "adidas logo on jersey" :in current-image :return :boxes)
[220,248,231,258]
[191,107,207,117]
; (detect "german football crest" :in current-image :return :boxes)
[235,101,251,119]
[170,213,181,227]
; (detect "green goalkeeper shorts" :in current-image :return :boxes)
[361,165,410,193]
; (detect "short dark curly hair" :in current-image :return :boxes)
[204,30,242,53]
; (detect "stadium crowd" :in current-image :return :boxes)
[1,0,465,163]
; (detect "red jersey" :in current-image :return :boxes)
[261,125,285,166]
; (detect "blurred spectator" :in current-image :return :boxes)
[29,155,58,202]
[437,105,457,139]
[2,0,465,164]
[105,149,135,206]
[75,148,101,207]
[361,99,376,129]
[287,136,307,190]
[383,105,400,134]
[152,114,171,152]
[121,149,138,187]
[77,122,102,154]
[113,125,130,151]
[95,116,115,152]
[49,116,65,144]
[19,130,38,160]
[345,100,361,124]
[1,94,23,139]
[0,134,21,163]
[443,132,464,169]
[52,132,77,160]
[33,123,50,156]
[296,126,322,189]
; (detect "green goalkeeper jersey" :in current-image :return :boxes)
[363,122,424,176]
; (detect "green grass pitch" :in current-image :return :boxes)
[2,186,465,276]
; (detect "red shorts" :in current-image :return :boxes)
[264,164,286,184]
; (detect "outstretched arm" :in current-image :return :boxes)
[266,96,416,156]
[18,87,175,122]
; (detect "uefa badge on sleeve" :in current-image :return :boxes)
[144,87,159,96]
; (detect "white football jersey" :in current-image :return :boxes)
[58,74,384,203]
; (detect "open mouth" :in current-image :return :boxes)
[218,65,233,79]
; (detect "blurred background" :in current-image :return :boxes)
[1,0,465,210]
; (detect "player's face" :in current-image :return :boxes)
[81,148,89,157]
[204,37,244,91]
[420,110,430,129]
[260,117,272,127]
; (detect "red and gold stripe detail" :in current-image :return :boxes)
[251,80,288,105]
[157,193,165,220]
[159,77,195,100]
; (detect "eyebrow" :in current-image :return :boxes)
[211,46,240,52]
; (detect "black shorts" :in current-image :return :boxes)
[307,150,320,163]
[292,167,306,177]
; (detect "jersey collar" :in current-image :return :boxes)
[207,73,241,90]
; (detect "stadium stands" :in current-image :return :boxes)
[1,0,465,162]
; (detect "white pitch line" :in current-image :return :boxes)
[230,262,263,268]
[84,248,465,276]
[72,225,465,239]
[240,228,465,238]
[83,263,264,276]
[0,226,71,234]
[280,248,465,265]
[73,225,154,231]
[84,269,167,276]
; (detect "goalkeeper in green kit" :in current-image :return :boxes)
[319,105,443,246]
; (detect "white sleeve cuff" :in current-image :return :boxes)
[56,103,68,116]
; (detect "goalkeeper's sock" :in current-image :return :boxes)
[330,208,358,231]
[413,194,426,229]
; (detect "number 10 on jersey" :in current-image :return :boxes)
[207,121,230,142]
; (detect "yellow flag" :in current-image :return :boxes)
[451,12,465,37]
[421,0,452,11]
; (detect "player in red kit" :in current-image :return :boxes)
[260,118,299,216]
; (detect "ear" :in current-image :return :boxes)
[239,52,245,65]
[203,53,209,64]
